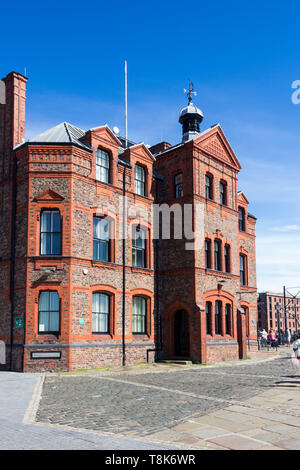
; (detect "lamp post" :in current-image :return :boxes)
[275,302,282,345]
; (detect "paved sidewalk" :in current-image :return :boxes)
[36,349,300,450]
[1,349,299,450]
[0,372,176,450]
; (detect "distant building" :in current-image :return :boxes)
[258,292,300,334]
[0,72,257,372]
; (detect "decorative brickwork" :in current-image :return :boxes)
[0,71,257,371]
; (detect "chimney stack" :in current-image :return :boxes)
[0,71,27,179]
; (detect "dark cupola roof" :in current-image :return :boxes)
[179,82,203,142]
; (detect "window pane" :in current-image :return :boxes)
[99,293,109,313]
[135,166,145,195]
[93,240,99,260]
[39,292,49,311]
[133,297,146,333]
[49,311,59,332]
[92,293,110,333]
[96,149,110,183]
[52,211,61,232]
[99,241,108,261]
[99,313,108,332]
[215,301,221,334]
[206,302,211,334]
[40,233,50,255]
[41,211,51,232]
[50,292,59,311]
[39,311,49,332]
[52,233,61,254]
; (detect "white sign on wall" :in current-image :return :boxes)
[0,341,5,364]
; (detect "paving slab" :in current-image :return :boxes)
[274,439,300,450]
[207,434,272,450]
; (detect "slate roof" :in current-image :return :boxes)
[28,122,92,151]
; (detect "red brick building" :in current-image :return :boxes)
[258,292,300,335]
[0,71,257,371]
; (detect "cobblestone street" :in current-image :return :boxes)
[35,351,300,449]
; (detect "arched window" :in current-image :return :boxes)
[134,165,146,196]
[205,173,213,200]
[40,209,61,255]
[132,225,147,268]
[240,254,247,286]
[220,180,227,206]
[225,303,231,335]
[238,207,245,231]
[214,239,222,271]
[206,301,212,334]
[96,149,110,183]
[205,239,212,269]
[224,244,231,273]
[132,296,147,334]
[38,291,60,334]
[174,173,183,198]
[92,292,110,333]
[93,217,110,262]
[215,300,222,335]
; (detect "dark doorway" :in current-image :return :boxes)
[174,309,190,357]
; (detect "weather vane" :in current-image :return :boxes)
[184,80,197,104]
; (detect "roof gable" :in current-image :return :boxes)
[237,191,250,205]
[128,143,155,162]
[194,125,242,171]
[88,125,122,147]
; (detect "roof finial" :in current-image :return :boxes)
[184,80,197,104]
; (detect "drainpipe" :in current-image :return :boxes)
[9,154,17,371]
[146,174,164,363]
[118,157,131,367]
[122,166,126,367]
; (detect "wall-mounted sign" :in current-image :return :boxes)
[15,317,23,328]
[78,318,84,325]
[31,351,61,360]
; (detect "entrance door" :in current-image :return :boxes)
[174,309,190,357]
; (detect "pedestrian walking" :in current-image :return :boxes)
[261,328,268,348]
[269,329,277,349]
[257,329,262,350]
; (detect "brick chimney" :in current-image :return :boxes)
[0,71,27,180]
[149,141,172,155]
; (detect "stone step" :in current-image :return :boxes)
[158,359,193,365]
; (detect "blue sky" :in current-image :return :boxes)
[2,0,300,292]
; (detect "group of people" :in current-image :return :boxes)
[258,327,300,360]
[258,328,278,349]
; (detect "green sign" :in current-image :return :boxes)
[78,318,84,325]
[15,317,23,328]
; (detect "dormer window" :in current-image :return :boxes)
[174,173,183,198]
[238,207,245,231]
[96,149,110,183]
[134,165,145,196]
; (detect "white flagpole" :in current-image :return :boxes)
[125,60,128,148]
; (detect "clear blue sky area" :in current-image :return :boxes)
[2,0,300,292]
